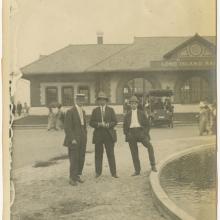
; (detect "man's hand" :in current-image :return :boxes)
[98,122,106,127]
[105,123,109,128]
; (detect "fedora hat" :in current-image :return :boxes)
[97,91,108,100]
[129,95,139,103]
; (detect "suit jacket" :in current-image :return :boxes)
[123,109,150,142]
[63,105,87,147]
[89,106,117,144]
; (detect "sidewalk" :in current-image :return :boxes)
[11,135,215,220]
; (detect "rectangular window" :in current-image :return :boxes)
[78,86,90,104]
[46,87,58,106]
[62,86,73,106]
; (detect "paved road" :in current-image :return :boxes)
[12,125,199,169]
[12,125,214,220]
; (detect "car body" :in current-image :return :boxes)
[147,89,174,128]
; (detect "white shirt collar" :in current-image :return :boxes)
[100,105,106,110]
[76,104,83,110]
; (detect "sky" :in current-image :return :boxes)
[9,0,216,71]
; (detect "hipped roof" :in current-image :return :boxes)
[21,35,216,76]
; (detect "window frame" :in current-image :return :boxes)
[61,86,74,106]
[179,77,209,104]
[45,86,58,106]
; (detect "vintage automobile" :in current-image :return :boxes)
[146,89,174,128]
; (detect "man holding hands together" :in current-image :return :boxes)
[90,91,118,178]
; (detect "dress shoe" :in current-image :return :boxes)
[77,178,85,183]
[131,172,140,176]
[69,179,78,186]
[151,166,158,172]
[112,175,119,178]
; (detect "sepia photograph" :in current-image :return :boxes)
[6,0,216,219]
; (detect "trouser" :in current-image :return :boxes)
[95,142,117,176]
[199,119,209,135]
[128,128,156,173]
[68,137,86,181]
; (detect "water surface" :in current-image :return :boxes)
[160,148,216,220]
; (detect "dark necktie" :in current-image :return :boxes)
[101,106,104,123]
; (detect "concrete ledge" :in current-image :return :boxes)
[29,104,199,115]
[149,143,215,220]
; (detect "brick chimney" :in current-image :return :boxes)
[97,31,104,44]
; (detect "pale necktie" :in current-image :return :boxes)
[79,107,84,125]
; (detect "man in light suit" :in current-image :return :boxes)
[90,91,118,178]
[63,94,87,186]
[123,95,157,175]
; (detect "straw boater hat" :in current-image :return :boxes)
[97,91,108,101]
[129,95,139,103]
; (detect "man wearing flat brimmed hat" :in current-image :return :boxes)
[123,95,157,175]
[63,94,87,186]
[89,91,118,178]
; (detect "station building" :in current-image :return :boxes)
[21,34,216,115]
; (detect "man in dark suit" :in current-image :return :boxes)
[123,95,157,175]
[90,91,118,178]
[63,94,87,186]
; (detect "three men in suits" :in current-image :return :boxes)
[123,95,157,175]
[63,94,87,186]
[89,92,118,178]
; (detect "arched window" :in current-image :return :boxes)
[179,77,209,104]
[123,78,153,106]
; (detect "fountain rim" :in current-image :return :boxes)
[149,143,215,220]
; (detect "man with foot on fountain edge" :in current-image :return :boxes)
[123,95,157,176]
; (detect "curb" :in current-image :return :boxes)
[12,124,47,129]
[149,143,215,220]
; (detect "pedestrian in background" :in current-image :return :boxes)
[90,91,118,178]
[137,97,144,111]
[198,102,210,136]
[47,106,57,131]
[56,103,64,130]
[63,94,87,186]
[12,102,16,116]
[123,98,131,114]
[123,95,157,175]
[16,101,22,116]
[209,102,216,135]
[23,102,30,116]
[144,96,151,118]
